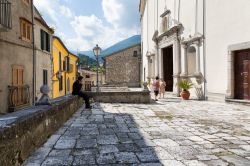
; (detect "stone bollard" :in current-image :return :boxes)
[35,85,52,106]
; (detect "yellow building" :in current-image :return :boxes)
[52,36,79,98]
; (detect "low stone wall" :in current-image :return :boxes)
[0,96,83,166]
[86,91,151,103]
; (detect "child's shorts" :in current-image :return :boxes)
[154,90,159,96]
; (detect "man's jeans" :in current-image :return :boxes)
[78,91,91,108]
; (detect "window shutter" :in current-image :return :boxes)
[43,70,48,85]
[22,22,26,38]
[67,57,70,72]
[63,60,66,71]
[12,67,18,86]
[59,52,62,71]
[18,69,24,85]
[27,25,31,40]
[41,30,44,50]
[46,33,50,52]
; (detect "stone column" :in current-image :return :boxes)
[181,44,188,77]
[159,48,163,79]
[147,56,151,79]
[154,44,159,77]
[174,38,181,95]
[194,42,201,75]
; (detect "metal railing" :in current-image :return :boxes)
[0,0,12,30]
[8,85,30,112]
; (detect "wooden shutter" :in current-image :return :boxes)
[22,21,26,39]
[12,67,18,86]
[63,60,66,71]
[59,52,62,71]
[67,57,70,72]
[59,76,63,91]
[43,70,48,85]
[41,30,44,50]
[27,24,31,40]
[46,33,50,52]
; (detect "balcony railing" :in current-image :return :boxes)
[8,85,30,112]
[0,0,12,30]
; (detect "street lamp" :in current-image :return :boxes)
[100,62,103,85]
[93,44,101,92]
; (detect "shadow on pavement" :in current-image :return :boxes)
[23,102,164,166]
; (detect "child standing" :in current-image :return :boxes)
[152,76,160,101]
[160,80,166,98]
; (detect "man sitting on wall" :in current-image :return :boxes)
[72,76,91,109]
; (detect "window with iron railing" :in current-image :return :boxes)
[0,0,12,30]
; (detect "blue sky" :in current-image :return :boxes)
[34,0,140,51]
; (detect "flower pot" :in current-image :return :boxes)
[180,90,190,100]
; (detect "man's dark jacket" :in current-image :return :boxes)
[72,80,82,95]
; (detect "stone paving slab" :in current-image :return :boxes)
[23,99,250,165]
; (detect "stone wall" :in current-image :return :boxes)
[34,12,53,100]
[105,44,141,87]
[0,96,83,166]
[86,91,151,104]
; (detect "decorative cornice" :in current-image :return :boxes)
[181,33,204,45]
[152,30,159,42]
[157,24,183,40]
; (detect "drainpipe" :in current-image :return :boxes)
[31,0,36,104]
[203,0,207,100]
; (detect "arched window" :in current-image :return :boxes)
[187,46,196,75]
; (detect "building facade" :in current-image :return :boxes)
[78,68,97,91]
[34,7,53,100]
[52,36,78,98]
[140,0,250,101]
[105,44,141,87]
[0,0,34,113]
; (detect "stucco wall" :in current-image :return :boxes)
[105,44,141,87]
[206,0,250,94]
[52,38,78,98]
[0,0,33,113]
[34,18,53,100]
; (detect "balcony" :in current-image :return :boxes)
[0,0,12,31]
[8,85,30,112]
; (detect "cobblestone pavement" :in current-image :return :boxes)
[23,98,250,166]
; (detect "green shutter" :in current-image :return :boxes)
[40,30,44,50]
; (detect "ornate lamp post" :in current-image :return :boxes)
[100,62,103,85]
[93,44,101,92]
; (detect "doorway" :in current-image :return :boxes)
[162,46,173,91]
[234,49,250,100]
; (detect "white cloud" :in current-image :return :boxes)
[34,0,60,24]
[34,0,140,51]
[60,6,73,18]
[102,0,124,28]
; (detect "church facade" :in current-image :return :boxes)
[140,0,250,101]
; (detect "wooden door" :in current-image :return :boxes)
[12,65,24,105]
[162,46,173,91]
[235,50,250,100]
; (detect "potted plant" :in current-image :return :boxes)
[179,80,193,100]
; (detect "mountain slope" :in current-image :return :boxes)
[101,35,141,57]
